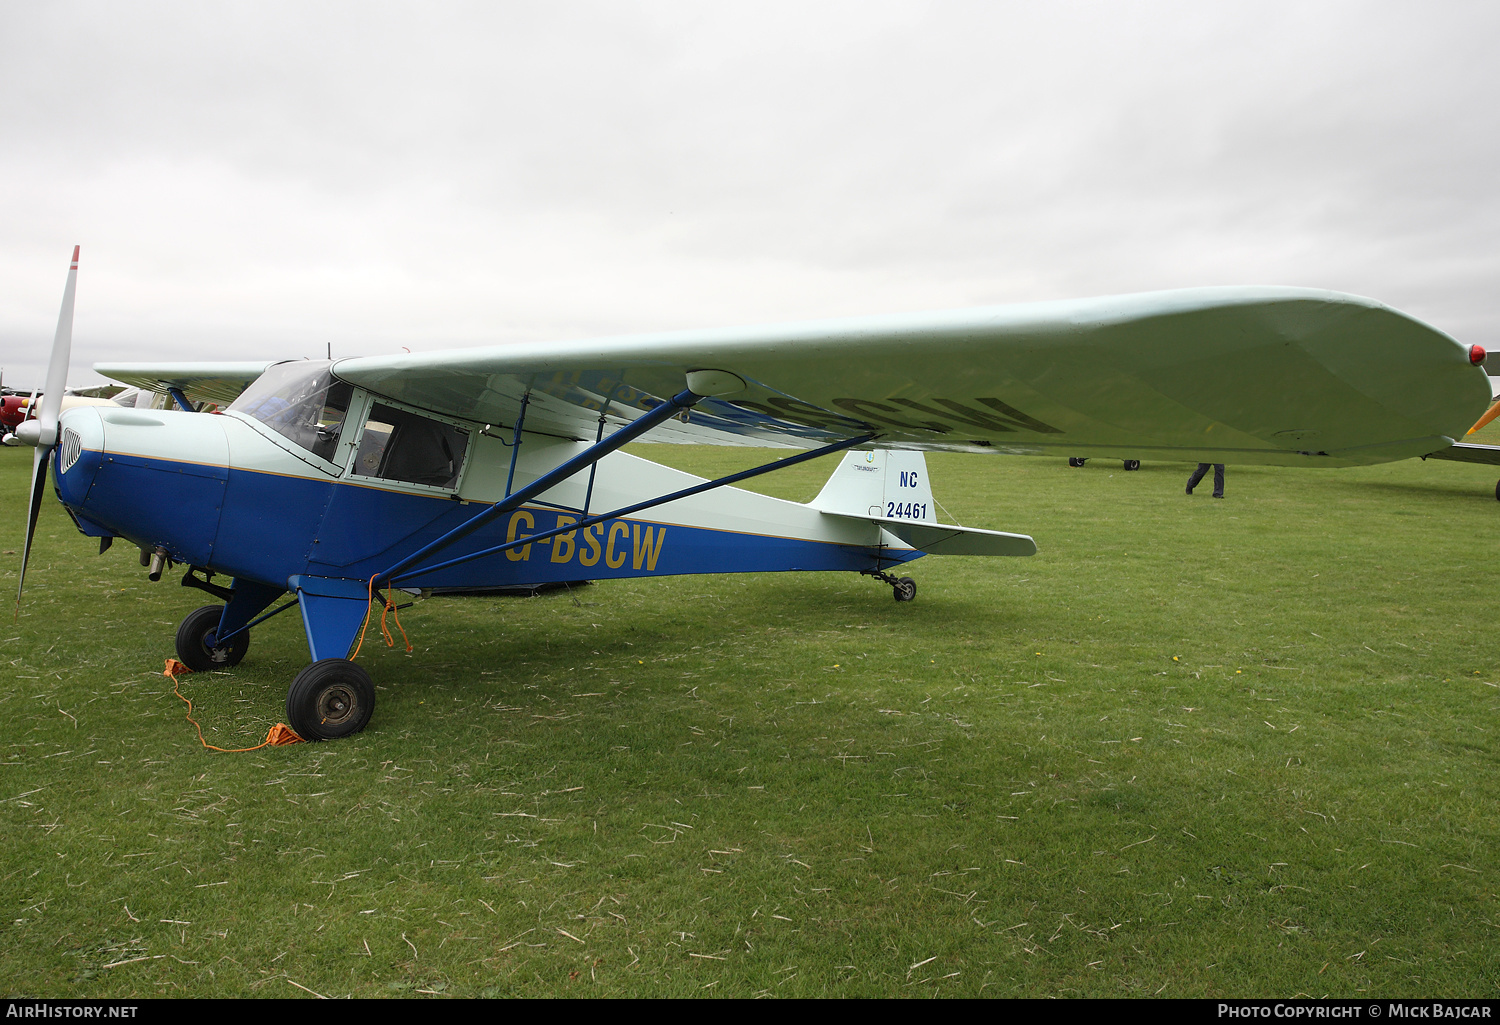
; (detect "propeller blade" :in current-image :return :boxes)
[16,246,80,609]
[34,245,80,450]
[1468,398,1500,436]
[17,447,51,605]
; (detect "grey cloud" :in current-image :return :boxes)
[1,1,1497,389]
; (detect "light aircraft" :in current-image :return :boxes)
[15,248,1493,740]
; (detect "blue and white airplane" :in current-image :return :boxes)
[16,249,1493,740]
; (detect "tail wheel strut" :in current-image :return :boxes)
[862,567,917,602]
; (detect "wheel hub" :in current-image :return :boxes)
[317,684,359,726]
[203,632,231,663]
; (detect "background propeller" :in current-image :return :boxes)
[16,245,79,608]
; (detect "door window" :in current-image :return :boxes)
[352,403,468,489]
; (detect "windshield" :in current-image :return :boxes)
[227,360,353,462]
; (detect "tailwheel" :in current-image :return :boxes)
[862,566,917,602]
[174,604,249,672]
[1123,459,1141,471]
[286,659,375,741]
[1068,457,1086,467]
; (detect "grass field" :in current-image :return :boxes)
[4,437,1500,998]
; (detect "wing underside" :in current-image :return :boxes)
[94,361,274,408]
[97,287,1492,467]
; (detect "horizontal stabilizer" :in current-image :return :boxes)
[1425,441,1500,466]
[811,447,1034,555]
[821,511,1036,557]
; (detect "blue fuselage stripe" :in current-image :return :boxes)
[56,449,918,590]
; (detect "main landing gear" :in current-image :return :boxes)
[862,567,917,602]
[285,659,375,741]
[174,604,250,672]
[171,585,381,744]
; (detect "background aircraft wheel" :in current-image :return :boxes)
[893,577,917,602]
[1068,457,1086,467]
[174,604,249,672]
[1494,478,1499,502]
[1123,459,1141,471]
[286,659,375,741]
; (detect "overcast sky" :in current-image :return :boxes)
[2,1,1497,389]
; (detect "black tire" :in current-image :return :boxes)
[174,604,249,672]
[893,577,917,602]
[1068,457,1086,467]
[285,659,375,741]
[1123,459,1141,471]
[1494,478,1499,502]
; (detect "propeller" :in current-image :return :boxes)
[16,246,79,608]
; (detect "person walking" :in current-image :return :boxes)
[1186,463,1225,498]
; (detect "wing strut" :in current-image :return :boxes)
[503,391,529,497]
[377,387,706,587]
[389,431,878,584]
[582,402,611,516]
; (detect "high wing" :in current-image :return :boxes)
[93,361,273,408]
[331,286,1490,467]
[95,287,1490,467]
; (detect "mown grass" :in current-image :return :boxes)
[3,437,1500,998]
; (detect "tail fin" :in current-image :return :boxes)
[810,449,1035,557]
[809,449,936,522]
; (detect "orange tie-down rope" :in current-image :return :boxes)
[349,575,413,662]
[166,578,412,749]
[164,659,304,750]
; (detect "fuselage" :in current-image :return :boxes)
[50,375,915,595]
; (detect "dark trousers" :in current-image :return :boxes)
[1187,463,1224,497]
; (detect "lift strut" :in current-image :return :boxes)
[391,431,878,584]
[376,387,708,588]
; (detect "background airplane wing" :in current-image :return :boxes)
[94,361,274,408]
[325,286,1490,467]
[1423,442,1500,466]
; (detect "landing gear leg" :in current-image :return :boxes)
[862,567,917,602]
[285,577,387,741]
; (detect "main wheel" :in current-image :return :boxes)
[174,604,249,672]
[1123,459,1141,471]
[893,577,917,602]
[286,659,375,741]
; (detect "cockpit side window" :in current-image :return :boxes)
[227,361,353,462]
[352,403,469,489]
